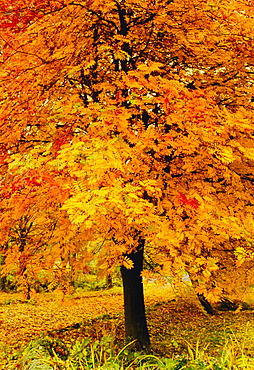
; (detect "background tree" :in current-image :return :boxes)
[0,170,92,298]
[0,0,254,348]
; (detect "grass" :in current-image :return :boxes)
[1,284,254,369]
[10,331,254,369]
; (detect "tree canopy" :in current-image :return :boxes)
[0,0,254,347]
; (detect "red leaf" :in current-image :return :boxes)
[177,193,200,209]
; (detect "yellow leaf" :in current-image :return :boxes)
[85,219,93,228]
[216,146,235,164]
[122,256,134,269]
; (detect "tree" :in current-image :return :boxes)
[0,0,254,348]
[0,170,92,298]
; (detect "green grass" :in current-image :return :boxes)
[6,332,254,370]
[3,315,254,369]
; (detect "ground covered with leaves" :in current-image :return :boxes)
[1,284,254,369]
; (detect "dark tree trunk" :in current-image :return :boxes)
[197,293,215,315]
[188,273,215,315]
[106,274,113,289]
[121,241,150,350]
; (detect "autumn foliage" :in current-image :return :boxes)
[0,0,254,345]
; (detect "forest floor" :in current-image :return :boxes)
[1,283,254,368]
[0,284,175,349]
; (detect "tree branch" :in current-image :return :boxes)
[69,2,119,31]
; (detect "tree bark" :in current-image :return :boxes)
[188,273,215,315]
[196,293,215,315]
[106,274,113,289]
[121,241,150,350]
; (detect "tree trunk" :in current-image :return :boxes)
[196,293,215,315]
[188,273,215,315]
[121,241,150,350]
[106,274,113,289]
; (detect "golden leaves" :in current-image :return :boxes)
[0,0,254,301]
[121,256,134,269]
[235,246,254,266]
[215,146,236,164]
[137,62,164,73]
[204,287,223,304]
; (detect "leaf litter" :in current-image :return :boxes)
[0,284,254,367]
